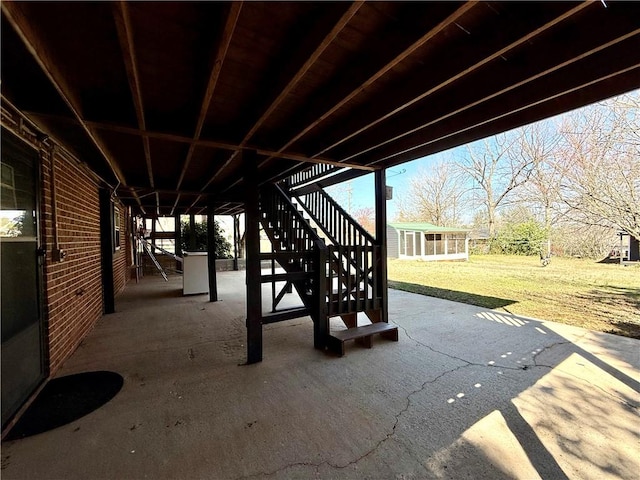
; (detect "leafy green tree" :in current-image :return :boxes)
[181,220,232,258]
[494,219,548,255]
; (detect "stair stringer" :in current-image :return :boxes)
[259,184,329,349]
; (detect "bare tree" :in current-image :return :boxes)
[456,131,538,237]
[556,92,640,241]
[351,206,375,235]
[513,121,564,231]
[395,160,466,226]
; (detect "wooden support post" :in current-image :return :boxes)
[189,214,196,251]
[375,169,389,324]
[99,188,115,314]
[244,150,262,363]
[175,214,182,270]
[233,214,239,271]
[314,244,329,349]
[207,197,218,302]
[151,216,157,249]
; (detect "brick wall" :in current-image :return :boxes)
[42,149,109,373]
[2,106,129,375]
[113,206,128,296]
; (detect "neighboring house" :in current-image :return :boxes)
[387,222,469,261]
[467,227,491,254]
[618,232,640,262]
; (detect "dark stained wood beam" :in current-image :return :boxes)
[128,187,213,197]
[1,1,128,187]
[244,2,363,144]
[2,1,147,214]
[112,1,155,191]
[368,63,640,167]
[349,27,640,165]
[313,1,593,160]
[22,114,377,172]
[207,195,218,302]
[374,169,388,324]
[199,2,363,197]
[263,1,478,161]
[175,2,242,192]
[171,2,242,216]
[243,150,263,363]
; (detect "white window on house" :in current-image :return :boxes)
[425,233,443,255]
[399,231,405,255]
[435,234,444,255]
[447,233,466,254]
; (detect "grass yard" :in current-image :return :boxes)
[387,255,640,338]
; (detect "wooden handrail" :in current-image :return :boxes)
[260,183,329,346]
[262,183,382,322]
[287,163,341,188]
[294,184,376,247]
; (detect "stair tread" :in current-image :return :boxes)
[330,322,397,341]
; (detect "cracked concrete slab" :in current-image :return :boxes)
[2,273,638,479]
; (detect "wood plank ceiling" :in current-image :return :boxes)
[2,1,639,216]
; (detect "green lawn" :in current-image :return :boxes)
[387,255,640,338]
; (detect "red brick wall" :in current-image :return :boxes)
[41,149,105,373]
[113,206,128,296]
[2,107,129,375]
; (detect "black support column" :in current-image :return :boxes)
[375,169,389,324]
[99,188,115,314]
[244,150,262,364]
[189,214,196,252]
[207,197,218,302]
[233,214,239,271]
[175,215,182,270]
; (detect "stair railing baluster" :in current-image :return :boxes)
[285,182,384,322]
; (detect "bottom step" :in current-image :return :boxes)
[327,322,398,357]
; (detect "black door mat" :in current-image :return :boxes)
[4,371,124,440]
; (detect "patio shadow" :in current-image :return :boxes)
[389,280,516,310]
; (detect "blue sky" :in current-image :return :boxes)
[326,149,456,220]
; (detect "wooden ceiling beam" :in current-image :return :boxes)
[26,115,376,171]
[242,2,363,144]
[112,0,155,193]
[1,1,129,187]
[265,1,478,159]
[2,1,146,215]
[312,1,593,160]
[376,65,640,170]
[171,2,241,216]
[357,29,640,166]
[174,1,242,193]
[367,63,640,167]
[205,2,363,194]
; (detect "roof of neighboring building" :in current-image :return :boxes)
[389,222,469,233]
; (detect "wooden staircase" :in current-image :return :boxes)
[260,182,397,356]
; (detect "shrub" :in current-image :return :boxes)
[180,220,232,258]
[494,219,548,255]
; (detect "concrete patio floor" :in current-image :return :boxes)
[2,271,639,479]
